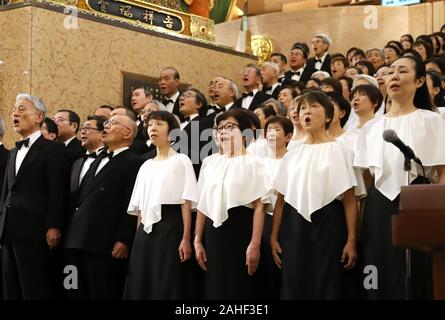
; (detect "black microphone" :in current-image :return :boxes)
[382,129,422,165]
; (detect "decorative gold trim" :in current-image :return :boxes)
[85,0,185,33]
[251,35,274,64]
[190,14,215,42]
[225,0,236,22]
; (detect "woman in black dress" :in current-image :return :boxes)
[271,91,359,299]
[124,111,199,299]
[193,108,273,300]
[354,56,445,299]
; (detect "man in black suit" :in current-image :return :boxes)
[69,115,105,217]
[53,109,85,164]
[159,67,183,121]
[0,117,8,300]
[211,77,239,115]
[234,63,271,111]
[270,52,288,84]
[93,104,113,120]
[284,44,316,85]
[306,34,332,75]
[64,115,143,299]
[176,88,215,178]
[261,61,281,99]
[0,94,69,299]
[131,86,153,142]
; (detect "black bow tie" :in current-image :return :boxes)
[263,86,272,92]
[183,117,190,122]
[290,71,301,76]
[212,106,224,114]
[315,58,322,63]
[15,138,30,149]
[242,92,254,98]
[163,99,174,105]
[83,152,98,159]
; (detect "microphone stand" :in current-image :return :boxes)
[403,156,412,301]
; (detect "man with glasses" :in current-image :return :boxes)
[0,93,69,299]
[234,63,271,111]
[53,109,85,164]
[306,34,332,75]
[284,43,316,85]
[64,115,143,299]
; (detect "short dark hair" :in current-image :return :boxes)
[291,43,309,59]
[321,77,343,95]
[279,85,299,99]
[147,110,179,133]
[162,67,180,80]
[42,117,58,136]
[270,52,287,64]
[402,48,423,61]
[330,54,348,67]
[339,76,353,91]
[356,60,376,76]
[259,105,277,119]
[57,109,81,133]
[425,57,445,74]
[326,92,351,128]
[386,40,404,53]
[98,104,114,111]
[215,108,254,147]
[352,49,366,59]
[426,71,445,107]
[245,63,261,77]
[184,88,209,116]
[264,116,293,137]
[87,115,106,131]
[297,91,334,129]
[401,34,414,44]
[415,35,433,50]
[350,84,383,113]
[412,40,433,60]
[346,47,359,58]
[384,44,402,57]
[134,86,153,97]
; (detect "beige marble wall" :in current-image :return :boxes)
[216,4,434,57]
[0,5,255,147]
[0,7,32,146]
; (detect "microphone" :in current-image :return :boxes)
[382,129,422,165]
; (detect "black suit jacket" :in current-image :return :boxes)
[0,145,9,194]
[262,84,281,100]
[233,91,272,111]
[306,53,332,75]
[175,115,215,178]
[284,66,317,85]
[64,150,143,255]
[0,136,69,242]
[66,137,86,164]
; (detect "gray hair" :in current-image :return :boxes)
[228,79,239,101]
[16,93,47,117]
[315,33,332,47]
[264,98,286,116]
[0,117,4,137]
[261,62,279,75]
[352,74,379,90]
[150,99,167,111]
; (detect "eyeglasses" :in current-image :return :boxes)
[216,122,239,133]
[80,125,101,132]
[52,117,70,123]
[103,119,131,130]
[181,92,196,98]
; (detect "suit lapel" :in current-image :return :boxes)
[7,148,18,189]
[15,136,45,184]
[78,151,128,204]
[70,157,85,192]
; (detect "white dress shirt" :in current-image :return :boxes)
[15,131,41,175]
[241,88,258,110]
[290,65,306,82]
[315,52,328,71]
[264,82,280,96]
[224,102,234,111]
[165,91,180,114]
[180,113,199,130]
[95,146,129,175]
[79,146,105,185]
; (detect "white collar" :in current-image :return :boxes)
[169,91,180,103]
[64,136,76,147]
[316,52,328,63]
[22,130,42,148]
[108,146,129,158]
[87,145,105,156]
[189,113,199,121]
[224,102,234,111]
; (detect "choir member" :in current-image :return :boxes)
[271,90,358,299]
[347,85,383,132]
[258,116,293,299]
[124,111,199,299]
[354,56,445,299]
[287,97,306,150]
[194,108,273,299]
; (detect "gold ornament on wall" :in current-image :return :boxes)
[251,35,274,64]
